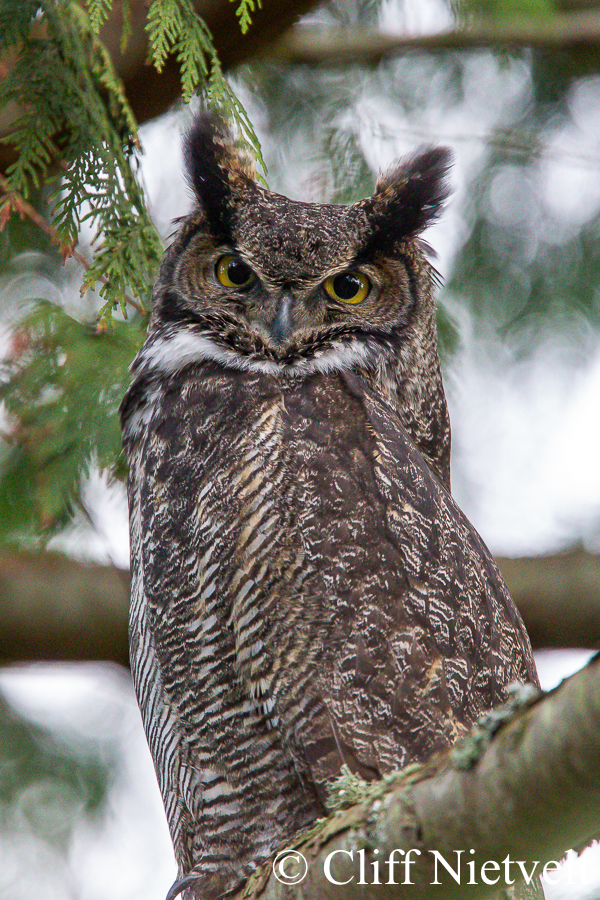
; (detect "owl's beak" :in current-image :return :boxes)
[269,292,294,346]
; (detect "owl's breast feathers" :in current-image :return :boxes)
[122,365,537,820]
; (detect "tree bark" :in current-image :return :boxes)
[0,547,598,666]
[235,655,600,900]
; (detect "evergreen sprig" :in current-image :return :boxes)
[234,0,263,35]
[0,303,146,537]
[145,0,266,173]
[86,0,114,31]
[0,0,163,322]
[1,0,264,323]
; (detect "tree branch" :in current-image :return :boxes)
[236,655,600,899]
[270,11,600,66]
[497,551,600,651]
[0,548,130,667]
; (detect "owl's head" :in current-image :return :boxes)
[144,114,451,379]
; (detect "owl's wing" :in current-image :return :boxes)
[125,434,196,863]
[270,372,538,794]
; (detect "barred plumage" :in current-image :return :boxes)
[121,114,538,899]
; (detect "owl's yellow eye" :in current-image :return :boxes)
[324,271,370,305]
[215,255,255,289]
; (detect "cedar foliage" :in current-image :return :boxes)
[0,0,264,321]
[0,305,146,536]
[1,0,161,321]
[0,0,262,537]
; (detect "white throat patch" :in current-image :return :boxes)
[139,329,376,378]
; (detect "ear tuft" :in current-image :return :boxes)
[183,113,257,241]
[361,146,453,254]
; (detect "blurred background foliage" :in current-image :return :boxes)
[1,0,600,897]
[0,689,112,863]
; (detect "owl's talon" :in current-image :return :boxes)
[166,874,200,900]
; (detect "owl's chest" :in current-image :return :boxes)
[142,366,383,543]
[137,366,396,685]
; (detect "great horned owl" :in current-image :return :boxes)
[121,115,539,899]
